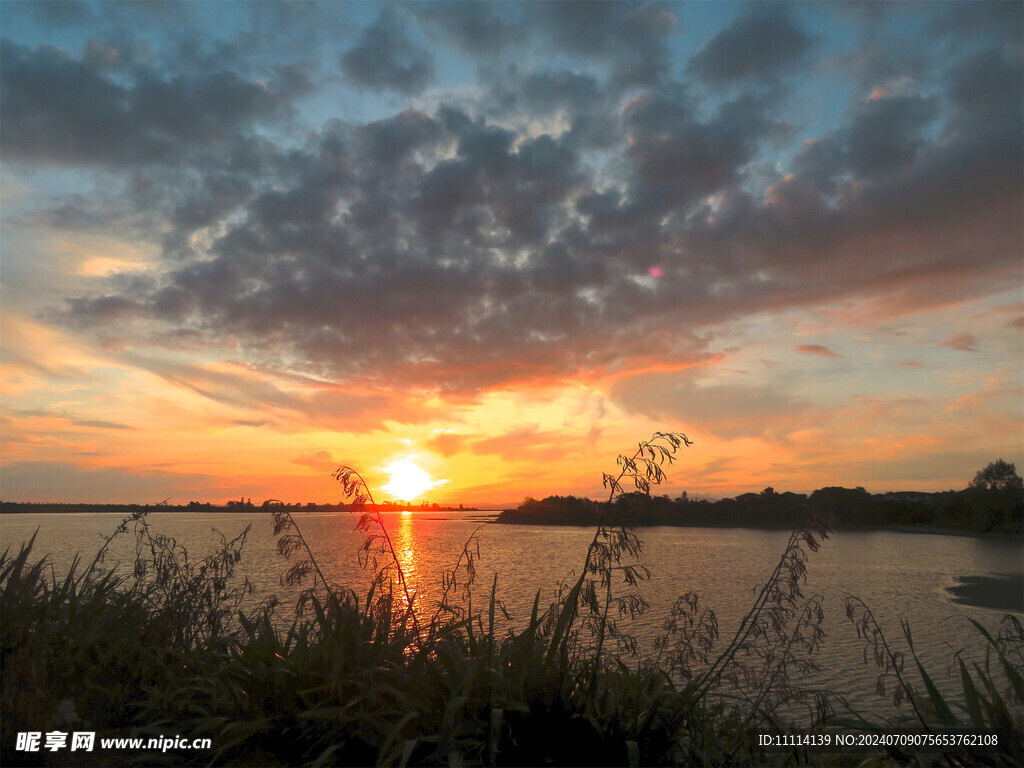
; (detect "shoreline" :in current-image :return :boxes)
[6,507,1015,544]
[946,573,1024,612]
[881,524,1022,541]
[3,505,1020,542]
[493,516,1022,542]
[0,504,484,514]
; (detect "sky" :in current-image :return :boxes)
[1,1,1021,507]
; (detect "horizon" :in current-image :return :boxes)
[2,2,1022,507]
[0,471,1002,510]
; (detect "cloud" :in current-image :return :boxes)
[0,2,1020,506]
[929,2,1024,43]
[8,408,134,431]
[0,39,301,167]
[291,450,338,472]
[475,65,620,151]
[529,2,676,88]
[12,3,1022,407]
[418,2,677,90]
[946,47,1023,132]
[686,7,812,84]
[340,8,435,95]
[0,461,213,504]
[609,371,822,440]
[51,63,1021,396]
[70,419,134,430]
[791,94,939,191]
[940,333,980,352]
[16,0,96,29]
[426,433,469,457]
[415,3,525,57]
[686,457,741,486]
[621,88,769,210]
[796,344,843,359]
[132,358,437,433]
[469,426,589,465]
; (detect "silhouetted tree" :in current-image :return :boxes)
[970,460,1023,491]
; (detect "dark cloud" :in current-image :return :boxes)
[11,3,1020,402]
[340,8,434,95]
[687,8,812,84]
[829,40,931,99]
[17,0,96,29]
[54,70,1022,395]
[1,39,299,166]
[844,95,938,177]
[620,88,776,214]
[529,2,676,88]
[946,47,1023,132]
[415,2,525,57]
[474,64,622,152]
[792,95,940,192]
[929,1,1024,43]
[418,0,676,89]
[82,39,122,70]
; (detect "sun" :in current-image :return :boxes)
[381,459,435,501]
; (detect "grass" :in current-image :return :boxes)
[2,432,1022,766]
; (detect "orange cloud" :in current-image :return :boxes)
[940,333,980,352]
[796,344,843,358]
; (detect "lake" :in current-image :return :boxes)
[3,509,1021,722]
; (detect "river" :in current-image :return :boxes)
[2,509,1021,722]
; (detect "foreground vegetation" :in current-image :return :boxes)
[2,434,1022,766]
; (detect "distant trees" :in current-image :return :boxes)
[502,495,600,525]
[963,461,1024,533]
[497,469,1023,535]
[807,486,871,526]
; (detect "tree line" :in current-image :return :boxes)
[499,460,1023,535]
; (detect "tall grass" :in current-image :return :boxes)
[1,514,255,765]
[2,433,1021,766]
[845,597,1024,765]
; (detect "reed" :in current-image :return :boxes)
[844,596,1023,765]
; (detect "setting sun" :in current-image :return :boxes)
[381,460,435,502]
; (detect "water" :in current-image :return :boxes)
[3,509,1021,722]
